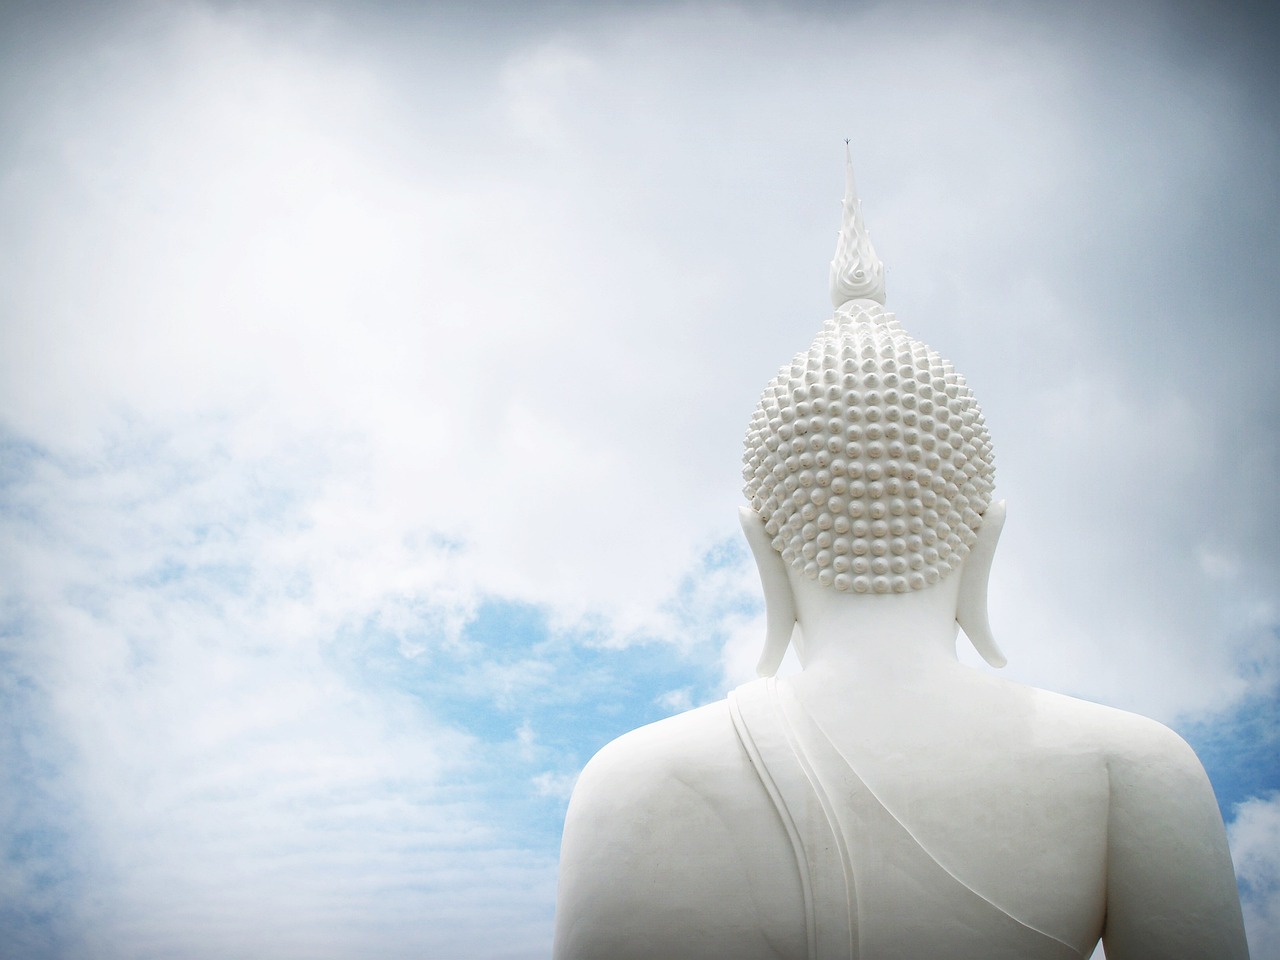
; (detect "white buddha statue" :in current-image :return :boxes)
[552,150,1249,960]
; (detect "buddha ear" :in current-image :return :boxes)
[738,507,798,677]
[956,499,1008,668]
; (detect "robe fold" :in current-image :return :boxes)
[728,678,1087,960]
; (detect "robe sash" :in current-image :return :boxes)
[729,678,1085,960]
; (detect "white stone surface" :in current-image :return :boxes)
[552,156,1249,960]
[830,144,886,306]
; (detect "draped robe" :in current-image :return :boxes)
[728,677,1089,960]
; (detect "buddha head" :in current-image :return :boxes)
[741,147,1005,675]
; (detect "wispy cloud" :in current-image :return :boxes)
[1231,793,1280,960]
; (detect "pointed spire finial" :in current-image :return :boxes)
[829,142,886,307]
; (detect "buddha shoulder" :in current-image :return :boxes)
[1027,690,1247,957]
[562,699,787,855]
[573,700,740,803]
[1016,685,1227,840]
[1056,693,1225,832]
[553,701,807,960]
[1020,684,1208,772]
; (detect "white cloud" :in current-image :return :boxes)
[1230,793,1280,960]
[501,41,599,148]
[532,770,579,801]
[654,686,693,712]
[0,421,561,958]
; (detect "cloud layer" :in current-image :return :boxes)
[1,1,1277,956]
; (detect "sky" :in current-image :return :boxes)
[0,0,1277,957]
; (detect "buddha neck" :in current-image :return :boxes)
[787,565,965,684]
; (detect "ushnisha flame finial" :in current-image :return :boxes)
[829,142,886,307]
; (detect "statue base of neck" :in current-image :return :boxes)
[786,563,965,683]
